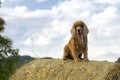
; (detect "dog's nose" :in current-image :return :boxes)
[77,30,82,35]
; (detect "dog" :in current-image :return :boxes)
[62,20,89,62]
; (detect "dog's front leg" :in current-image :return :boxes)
[83,36,89,62]
[72,51,81,62]
[70,46,81,62]
[83,47,89,62]
[69,38,81,62]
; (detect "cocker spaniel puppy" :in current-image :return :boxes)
[63,20,89,62]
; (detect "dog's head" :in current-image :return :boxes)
[71,20,89,37]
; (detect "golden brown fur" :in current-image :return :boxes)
[63,20,89,62]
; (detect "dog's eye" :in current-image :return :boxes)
[81,24,84,27]
[75,24,79,27]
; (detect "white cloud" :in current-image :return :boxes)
[63,33,71,44]
[50,20,70,34]
[91,6,118,26]
[34,35,51,47]
[51,0,93,21]
[96,0,120,4]
[1,0,5,2]
[23,38,32,46]
[0,6,54,19]
[20,50,38,58]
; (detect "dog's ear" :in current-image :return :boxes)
[83,22,89,36]
[70,26,76,37]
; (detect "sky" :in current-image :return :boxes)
[0,0,120,61]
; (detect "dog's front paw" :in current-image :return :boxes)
[83,59,89,62]
[75,58,82,62]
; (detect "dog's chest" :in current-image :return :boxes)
[75,42,85,51]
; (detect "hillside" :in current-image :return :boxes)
[17,55,35,67]
[9,59,120,80]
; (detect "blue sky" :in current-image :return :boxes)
[2,0,61,10]
[0,0,120,61]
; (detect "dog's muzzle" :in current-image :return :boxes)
[77,30,82,35]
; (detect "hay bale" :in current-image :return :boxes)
[9,59,120,80]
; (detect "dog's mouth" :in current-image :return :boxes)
[76,33,82,38]
[77,31,83,37]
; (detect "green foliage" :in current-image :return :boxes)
[0,17,19,80]
[115,57,120,63]
[0,18,5,32]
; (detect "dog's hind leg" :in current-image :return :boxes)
[62,45,73,60]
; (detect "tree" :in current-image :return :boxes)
[0,18,19,80]
[115,57,120,63]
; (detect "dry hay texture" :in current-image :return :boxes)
[9,59,120,80]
